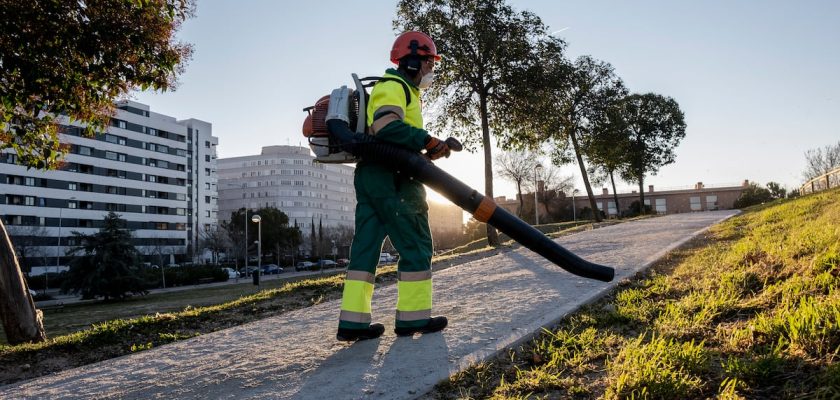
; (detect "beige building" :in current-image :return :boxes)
[573,181,749,217]
[492,181,749,222]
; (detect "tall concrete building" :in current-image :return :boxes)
[0,100,217,273]
[178,118,219,259]
[216,146,356,251]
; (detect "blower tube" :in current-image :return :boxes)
[327,119,615,282]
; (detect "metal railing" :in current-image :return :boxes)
[800,166,840,195]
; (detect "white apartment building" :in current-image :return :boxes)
[178,118,219,260]
[217,145,355,235]
[0,100,217,273]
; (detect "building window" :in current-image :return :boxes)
[156,222,168,230]
[205,141,210,148]
[118,120,126,129]
[68,182,77,190]
[655,198,667,214]
[105,151,118,160]
[706,195,718,211]
[24,177,35,186]
[78,146,92,156]
[68,201,77,209]
[690,196,702,211]
[607,201,616,216]
[148,128,157,136]
[205,210,211,217]
[205,196,210,203]
[205,168,210,176]
[205,182,210,190]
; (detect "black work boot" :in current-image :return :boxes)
[336,323,385,342]
[394,316,448,337]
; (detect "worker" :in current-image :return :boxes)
[337,31,451,341]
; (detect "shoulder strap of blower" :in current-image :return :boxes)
[358,76,412,106]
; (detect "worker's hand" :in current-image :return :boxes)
[424,136,451,160]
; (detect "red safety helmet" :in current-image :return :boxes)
[390,31,441,64]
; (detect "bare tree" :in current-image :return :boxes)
[803,141,840,180]
[536,164,574,223]
[199,225,229,265]
[495,150,541,217]
[7,225,49,274]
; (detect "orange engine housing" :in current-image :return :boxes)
[302,95,331,138]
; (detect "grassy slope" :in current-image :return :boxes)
[433,189,840,399]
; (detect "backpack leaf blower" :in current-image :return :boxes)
[302,74,614,282]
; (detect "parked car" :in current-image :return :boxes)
[261,264,284,275]
[316,260,337,269]
[336,258,350,267]
[222,268,238,279]
[379,253,396,265]
[295,261,314,271]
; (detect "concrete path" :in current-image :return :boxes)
[1,210,738,400]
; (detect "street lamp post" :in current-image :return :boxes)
[251,214,261,286]
[534,164,543,226]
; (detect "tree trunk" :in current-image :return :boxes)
[0,220,47,344]
[515,181,523,218]
[480,92,499,246]
[569,129,602,222]
[609,170,621,219]
[638,176,646,215]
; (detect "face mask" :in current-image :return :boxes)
[419,71,435,89]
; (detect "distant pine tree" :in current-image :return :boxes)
[310,217,317,258]
[63,212,147,300]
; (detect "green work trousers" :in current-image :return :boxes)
[338,164,434,330]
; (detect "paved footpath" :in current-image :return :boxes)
[1,210,738,400]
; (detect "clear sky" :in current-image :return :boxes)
[135,0,840,201]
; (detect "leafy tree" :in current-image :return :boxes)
[395,0,559,245]
[627,200,653,217]
[0,0,193,343]
[619,93,687,214]
[227,207,301,263]
[62,212,146,300]
[494,150,541,217]
[513,53,627,223]
[586,101,631,218]
[733,183,773,208]
[464,218,488,242]
[803,141,840,180]
[766,181,787,199]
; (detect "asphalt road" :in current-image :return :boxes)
[1,210,739,400]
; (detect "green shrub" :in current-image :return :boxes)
[733,183,774,208]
